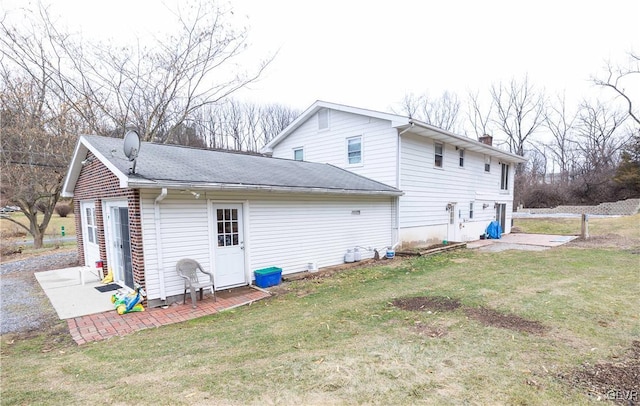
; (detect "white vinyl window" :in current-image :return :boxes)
[85,207,97,244]
[459,149,465,167]
[500,163,510,190]
[347,136,362,165]
[318,109,329,130]
[293,148,303,161]
[434,142,444,168]
[484,155,491,172]
[469,202,474,219]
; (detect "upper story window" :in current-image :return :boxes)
[500,163,510,190]
[484,155,491,172]
[347,136,362,165]
[458,149,465,167]
[293,148,304,161]
[469,202,474,219]
[318,109,329,130]
[434,142,444,168]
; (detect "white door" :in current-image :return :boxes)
[80,201,100,267]
[447,202,460,242]
[213,204,246,288]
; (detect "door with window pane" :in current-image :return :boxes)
[80,201,100,267]
[213,204,246,288]
[495,203,507,235]
[111,206,134,288]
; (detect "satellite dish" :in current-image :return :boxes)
[123,130,141,174]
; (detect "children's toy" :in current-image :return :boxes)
[101,267,114,284]
[111,284,146,315]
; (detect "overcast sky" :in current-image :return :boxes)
[3,0,639,114]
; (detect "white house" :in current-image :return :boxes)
[62,135,401,306]
[262,101,526,245]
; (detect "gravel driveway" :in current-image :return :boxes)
[1,251,79,335]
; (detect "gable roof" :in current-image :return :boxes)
[262,100,409,151]
[61,135,403,197]
[261,100,526,164]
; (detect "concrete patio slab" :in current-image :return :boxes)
[466,233,577,252]
[35,266,117,319]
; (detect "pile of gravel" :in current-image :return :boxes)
[0,251,79,335]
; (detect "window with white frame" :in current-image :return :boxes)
[318,109,329,130]
[434,142,444,168]
[293,148,303,161]
[469,202,474,219]
[347,136,362,165]
[85,207,97,244]
[484,155,491,172]
[500,163,509,190]
[459,149,465,167]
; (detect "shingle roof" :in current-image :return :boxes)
[77,135,402,195]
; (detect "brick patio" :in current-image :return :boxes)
[66,287,271,345]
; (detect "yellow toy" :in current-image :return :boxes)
[101,267,114,284]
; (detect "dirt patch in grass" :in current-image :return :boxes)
[392,296,462,312]
[392,296,549,335]
[464,307,549,335]
[567,233,639,250]
[565,341,640,402]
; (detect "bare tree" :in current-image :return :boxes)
[0,75,76,248]
[260,103,300,145]
[395,93,422,119]
[490,76,546,162]
[544,93,578,184]
[1,1,273,143]
[467,90,495,139]
[192,100,298,152]
[593,52,640,125]
[395,91,461,132]
[575,100,627,172]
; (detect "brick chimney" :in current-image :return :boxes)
[479,134,493,146]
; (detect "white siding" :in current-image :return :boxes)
[140,190,394,301]
[399,133,516,243]
[271,109,399,188]
[140,191,212,301]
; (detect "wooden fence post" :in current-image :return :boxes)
[581,214,589,239]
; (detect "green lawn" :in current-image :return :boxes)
[0,211,76,239]
[1,216,638,405]
[514,214,640,239]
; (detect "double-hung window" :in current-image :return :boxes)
[500,163,510,190]
[434,142,444,168]
[347,136,362,165]
[459,149,465,167]
[484,155,491,172]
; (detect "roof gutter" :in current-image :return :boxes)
[154,188,168,301]
[405,120,527,163]
[128,181,404,196]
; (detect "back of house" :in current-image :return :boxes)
[263,100,526,246]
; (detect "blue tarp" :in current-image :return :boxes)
[486,221,503,239]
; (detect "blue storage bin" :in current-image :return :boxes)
[254,267,282,288]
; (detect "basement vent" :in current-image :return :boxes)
[351,210,361,215]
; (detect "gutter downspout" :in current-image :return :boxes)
[155,188,168,301]
[395,123,414,246]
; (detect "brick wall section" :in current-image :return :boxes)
[520,198,640,216]
[72,152,145,290]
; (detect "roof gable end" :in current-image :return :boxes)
[261,100,409,152]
